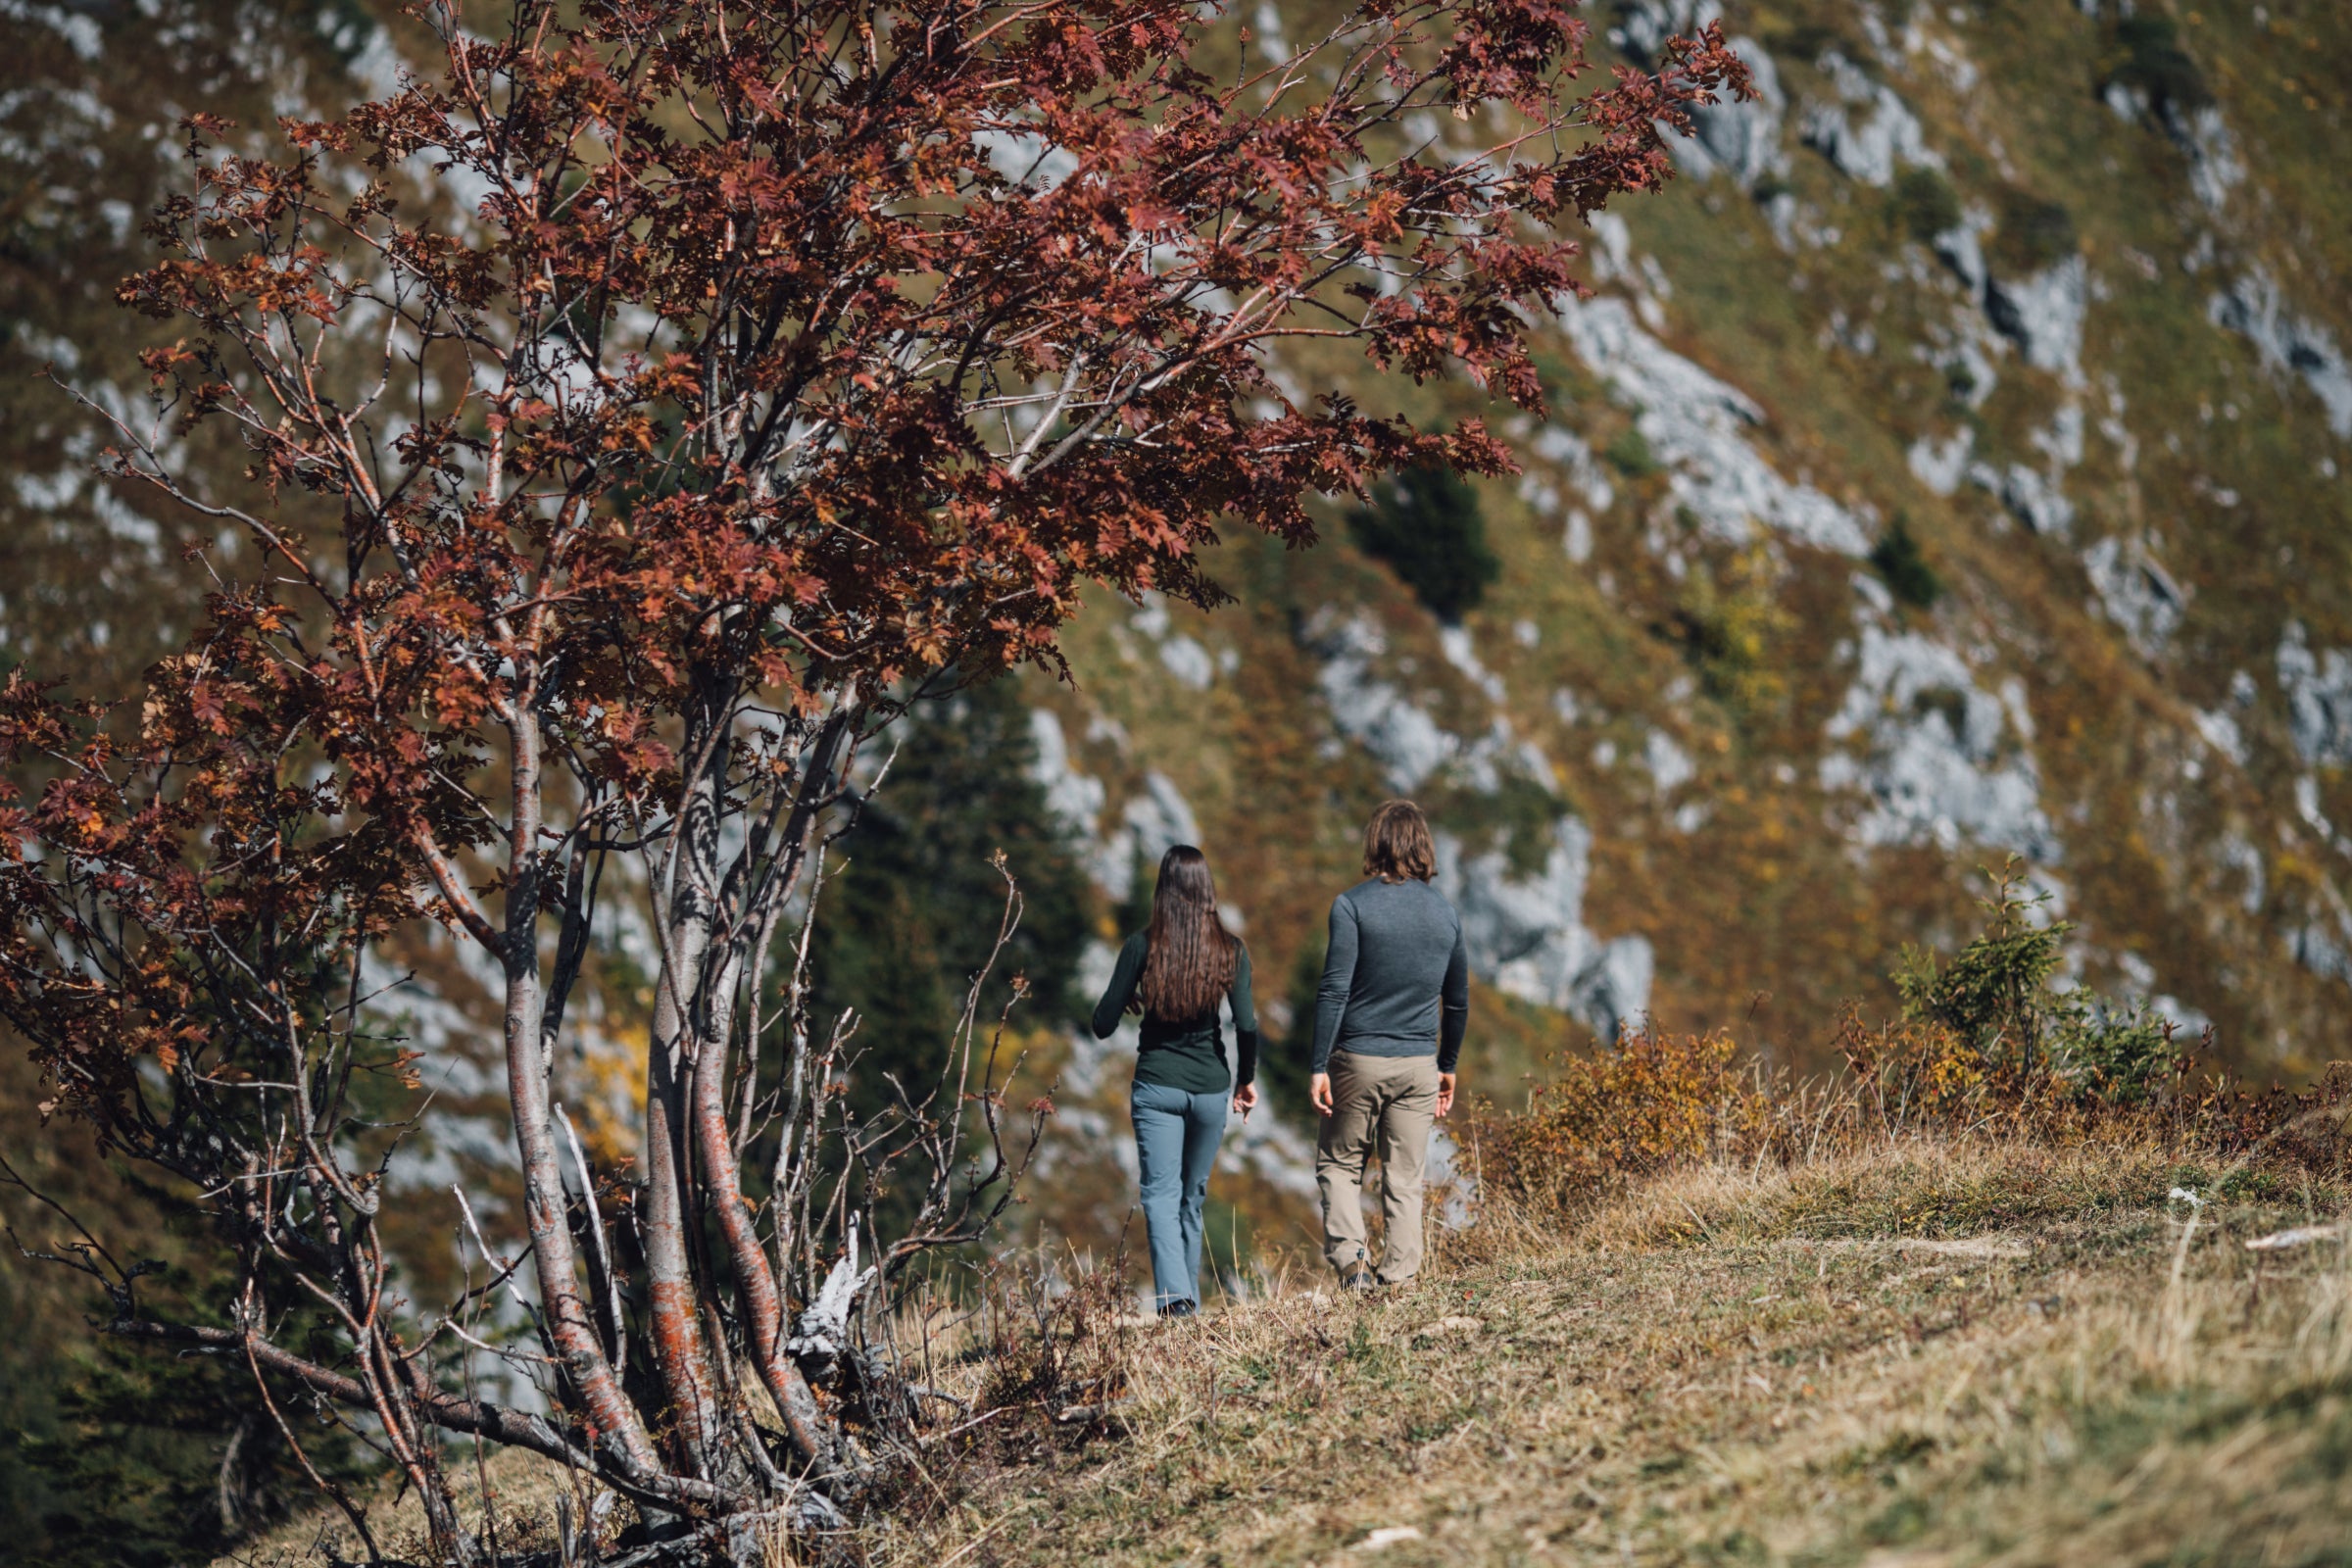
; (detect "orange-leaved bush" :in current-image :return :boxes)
[1469,1024,1747,1208]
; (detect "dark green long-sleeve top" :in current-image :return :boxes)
[1091,932,1257,1095]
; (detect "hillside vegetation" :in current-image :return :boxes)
[212,1129,2352,1566]
[1005,0,2352,1279]
[211,901,2352,1564]
[7,0,2352,1559]
[1026,0,2352,1085]
[895,1141,2352,1567]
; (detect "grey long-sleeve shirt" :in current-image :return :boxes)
[1309,877,1469,1075]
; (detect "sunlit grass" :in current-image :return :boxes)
[882,1139,2352,1567]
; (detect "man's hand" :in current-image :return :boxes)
[1435,1071,1457,1120]
[1232,1082,1259,1120]
[1310,1072,1334,1116]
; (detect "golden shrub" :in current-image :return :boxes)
[1468,1014,2352,1225]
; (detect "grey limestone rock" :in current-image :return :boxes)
[2278,622,2352,767]
[2082,536,2185,658]
[1818,626,2057,860]
[1987,462,2076,540]
[1558,294,1874,557]
[2209,269,2352,439]
[1312,612,1456,793]
[1932,220,1988,297]
[2174,103,2246,215]
[1676,37,1788,189]
[1799,51,1936,188]
[1438,820,1654,1043]
[1616,0,1716,59]
[1984,256,2087,376]
[1023,708,1204,900]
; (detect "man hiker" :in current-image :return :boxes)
[1308,799,1468,1290]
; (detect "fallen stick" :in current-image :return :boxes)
[2244,1224,2342,1252]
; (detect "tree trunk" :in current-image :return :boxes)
[505,709,662,1477]
[641,681,731,1475]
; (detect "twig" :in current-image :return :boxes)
[555,1102,626,1375]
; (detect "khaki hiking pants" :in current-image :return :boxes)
[1316,1051,1439,1285]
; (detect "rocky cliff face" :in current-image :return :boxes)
[1017,0,2352,1118]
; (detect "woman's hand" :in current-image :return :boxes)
[1435,1071,1457,1120]
[1310,1072,1335,1116]
[1232,1082,1258,1120]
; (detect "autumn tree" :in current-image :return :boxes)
[0,0,1744,1556]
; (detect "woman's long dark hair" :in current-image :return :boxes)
[1137,845,1237,1022]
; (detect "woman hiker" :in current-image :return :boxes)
[1092,844,1259,1318]
[1309,799,1468,1291]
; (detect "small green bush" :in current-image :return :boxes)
[1531,350,1595,405]
[1347,461,1500,623]
[2111,17,2212,116]
[1892,859,2184,1101]
[1988,187,2076,274]
[1764,20,1859,66]
[11,1267,370,1568]
[1891,167,1962,244]
[1869,514,1942,608]
[1667,548,1791,713]
[1604,425,1660,478]
[1910,686,1968,737]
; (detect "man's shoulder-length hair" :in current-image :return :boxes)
[1361,799,1437,883]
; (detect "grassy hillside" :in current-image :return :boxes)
[208,931,2352,1565]
[210,1131,2352,1566]
[891,1139,2352,1566]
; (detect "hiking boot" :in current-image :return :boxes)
[1157,1298,1199,1319]
[1339,1262,1377,1293]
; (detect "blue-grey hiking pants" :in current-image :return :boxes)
[1130,1081,1227,1310]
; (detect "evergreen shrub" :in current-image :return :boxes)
[1989,186,2077,274]
[1870,514,1942,608]
[2111,17,2213,116]
[1892,167,1962,243]
[1347,462,1501,624]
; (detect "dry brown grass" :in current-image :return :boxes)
[216,1134,2352,1566]
[875,1137,2352,1567]
[1464,1014,2352,1225]
[206,1443,649,1568]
